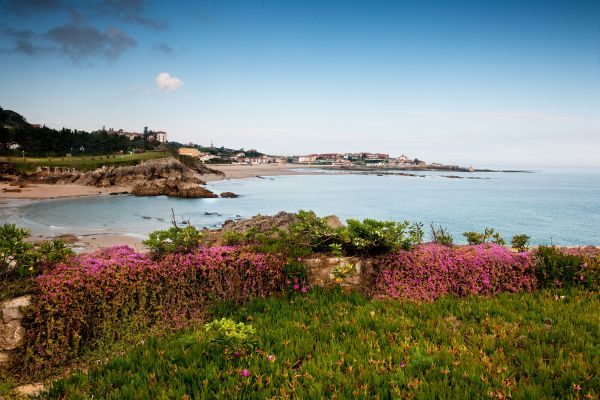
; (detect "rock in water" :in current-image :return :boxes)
[220,192,239,198]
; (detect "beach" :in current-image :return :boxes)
[0,183,128,200]
[201,163,321,182]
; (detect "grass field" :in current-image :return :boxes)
[45,287,599,399]
[0,151,168,172]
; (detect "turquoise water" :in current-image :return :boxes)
[1,168,599,245]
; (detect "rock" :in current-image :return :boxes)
[131,180,217,198]
[1,296,30,324]
[0,320,26,351]
[220,192,238,198]
[15,383,45,398]
[0,351,10,364]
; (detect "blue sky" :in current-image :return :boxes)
[1,0,599,167]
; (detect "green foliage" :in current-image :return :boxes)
[204,318,257,352]
[463,227,505,245]
[329,243,343,257]
[430,224,454,246]
[331,263,356,280]
[339,219,423,256]
[286,210,338,253]
[222,211,425,257]
[511,234,531,252]
[0,224,34,279]
[143,225,204,256]
[0,224,73,281]
[535,246,599,289]
[282,260,308,283]
[46,288,600,399]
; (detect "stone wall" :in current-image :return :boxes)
[302,256,374,289]
[0,296,30,367]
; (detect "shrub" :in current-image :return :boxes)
[536,246,599,289]
[21,246,285,371]
[0,224,74,281]
[511,234,530,252]
[463,228,505,245]
[204,318,256,353]
[143,225,204,257]
[430,224,453,246]
[372,243,536,301]
[339,219,423,256]
[0,224,34,280]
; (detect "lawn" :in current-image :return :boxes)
[45,287,599,399]
[0,151,168,172]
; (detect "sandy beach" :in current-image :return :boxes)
[201,163,322,182]
[0,183,127,200]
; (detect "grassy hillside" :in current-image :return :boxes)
[0,151,169,172]
[45,287,599,399]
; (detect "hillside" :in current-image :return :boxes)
[0,107,30,130]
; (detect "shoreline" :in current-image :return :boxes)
[0,164,322,199]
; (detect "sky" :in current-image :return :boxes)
[1,0,599,168]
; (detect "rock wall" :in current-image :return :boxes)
[302,256,374,289]
[0,296,30,367]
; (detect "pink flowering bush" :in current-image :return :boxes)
[21,245,285,370]
[372,243,536,301]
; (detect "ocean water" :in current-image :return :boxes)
[1,168,599,245]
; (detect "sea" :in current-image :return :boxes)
[1,168,599,246]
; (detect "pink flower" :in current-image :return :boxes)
[240,369,251,378]
[293,284,300,290]
[301,287,308,293]
[400,362,406,368]
[267,354,275,362]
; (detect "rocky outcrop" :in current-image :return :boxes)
[222,211,299,233]
[27,157,221,198]
[132,181,218,198]
[220,192,238,198]
[0,296,30,367]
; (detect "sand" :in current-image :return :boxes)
[201,163,322,182]
[0,183,128,200]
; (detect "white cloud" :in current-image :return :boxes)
[156,72,183,92]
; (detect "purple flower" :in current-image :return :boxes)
[240,369,251,377]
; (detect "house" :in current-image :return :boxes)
[178,147,202,157]
[298,155,317,163]
[156,131,167,143]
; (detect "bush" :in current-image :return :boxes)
[430,224,453,246]
[21,246,285,371]
[372,243,536,301]
[511,234,530,252]
[536,246,599,289]
[463,228,505,245]
[220,211,425,258]
[143,225,204,257]
[0,224,73,281]
[204,318,257,353]
[339,219,424,256]
[0,224,34,280]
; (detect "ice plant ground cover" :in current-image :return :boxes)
[45,287,600,399]
[371,243,536,301]
[20,246,285,371]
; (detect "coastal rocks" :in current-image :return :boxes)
[0,296,30,366]
[220,191,238,198]
[131,180,218,198]
[222,211,299,233]
[27,157,220,199]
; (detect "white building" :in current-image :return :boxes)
[156,131,167,143]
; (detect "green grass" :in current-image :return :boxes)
[0,151,168,172]
[45,288,599,399]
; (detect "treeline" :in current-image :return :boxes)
[0,107,155,157]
